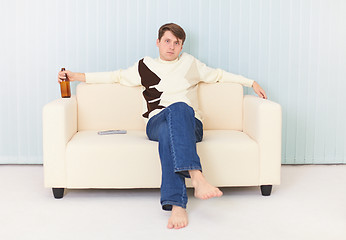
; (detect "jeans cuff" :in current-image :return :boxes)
[161,201,187,211]
[175,166,202,178]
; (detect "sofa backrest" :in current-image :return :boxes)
[76,82,243,131]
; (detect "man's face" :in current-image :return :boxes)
[156,31,183,61]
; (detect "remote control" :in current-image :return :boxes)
[97,130,127,135]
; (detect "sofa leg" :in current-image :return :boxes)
[52,188,65,199]
[260,185,272,196]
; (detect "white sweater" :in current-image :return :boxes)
[85,52,254,121]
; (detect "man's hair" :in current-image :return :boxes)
[158,23,186,45]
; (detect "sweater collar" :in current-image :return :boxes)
[158,54,182,64]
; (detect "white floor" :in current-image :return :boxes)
[0,165,345,240]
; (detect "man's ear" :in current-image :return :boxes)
[156,39,160,47]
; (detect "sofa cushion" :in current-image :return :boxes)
[77,83,145,131]
[197,130,259,186]
[198,82,243,130]
[65,130,259,188]
[76,82,243,131]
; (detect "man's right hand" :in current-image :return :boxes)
[58,70,86,83]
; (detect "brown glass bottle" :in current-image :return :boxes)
[60,68,71,98]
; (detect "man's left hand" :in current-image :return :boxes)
[252,81,267,99]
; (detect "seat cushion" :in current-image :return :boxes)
[65,130,259,188]
[196,130,259,186]
[66,130,160,188]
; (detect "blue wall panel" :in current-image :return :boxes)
[0,0,345,164]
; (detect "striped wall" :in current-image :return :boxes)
[0,0,345,164]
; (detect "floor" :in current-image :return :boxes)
[0,165,345,240]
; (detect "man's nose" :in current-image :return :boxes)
[169,42,175,49]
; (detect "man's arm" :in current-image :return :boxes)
[194,57,267,99]
[57,61,141,87]
[58,71,85,83]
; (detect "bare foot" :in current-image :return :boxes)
[189,170,223,200]
[167,206,188,229]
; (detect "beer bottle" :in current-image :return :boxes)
[60,68,71,98]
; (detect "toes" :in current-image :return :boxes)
[173,221,180,229]
[194,185,223,200]
[174,221,187,229]
[168,220,188,229]
[167,222,174,229]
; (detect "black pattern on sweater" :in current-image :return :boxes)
[138,59,165,118]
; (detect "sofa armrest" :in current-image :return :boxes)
[243,95,282,185]
[42,96,77,187]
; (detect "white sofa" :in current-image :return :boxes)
[43,82,282,199]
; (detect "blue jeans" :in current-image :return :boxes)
[146,102,203,211]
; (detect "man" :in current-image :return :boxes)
[58,23,267,229]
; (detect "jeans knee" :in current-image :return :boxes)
[168,102,194,116]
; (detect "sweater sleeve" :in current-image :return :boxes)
[195,58,254,87]
[85,61,141,87]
